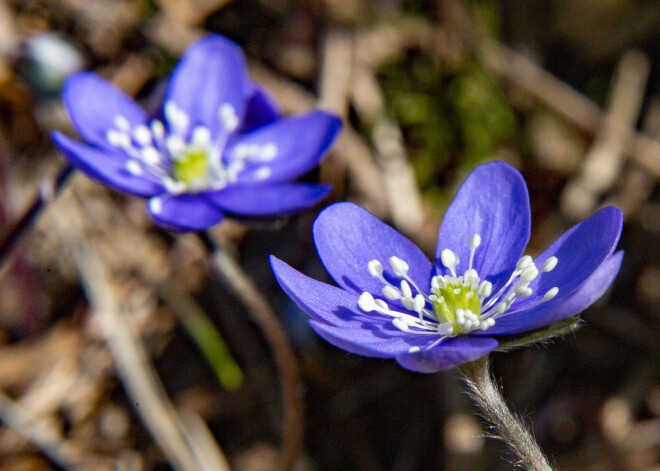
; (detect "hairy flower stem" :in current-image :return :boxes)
[203,236,303,471]
[459,357,554,471]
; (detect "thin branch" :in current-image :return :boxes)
[205,237,303,471]
[0,163,73,273]
[459,357,554,471]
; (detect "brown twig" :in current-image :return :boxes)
[205,238,303,471]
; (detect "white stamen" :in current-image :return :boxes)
[408,346,421,353]
[254,167,272,180]
[260,143,278,161]
[520,265,539,283]
[515,285,533,298]
[126,160,142,175]
[413,294,425,313]
[469,233,481,251]
[191,126,211,146]
[166,135,185,157]
[392,318,409,332]
[150,120,165,140]
[400,281,413,299]
[367,260,383,277]
[478,280,492,298]
[107,129,127,147]
[219,104,239,131]
[516,255,533,271]
[541,257,558,272]
[382,286,401,300]
[437,323,453,335]
[389,256,409,276]
[141,147,161,166]
[358,292,377,312]
[133,125,152,146]
[543,287,559,301]
[113,115,130,131]
[149,197,163,215]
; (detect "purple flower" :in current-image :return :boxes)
[271,161,623,372]
[51,34,342,231]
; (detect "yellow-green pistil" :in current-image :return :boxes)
[432,282,481,334]
[173,148,208,185]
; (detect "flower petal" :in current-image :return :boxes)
[205,183,331,217]
[233,111,342,184]
[313,202,434,296]
[436,161,530,294]
[270,256,437,357]
[483,206,623,335]
[484,251,623,335]
[165,35,250,138]
[240,84,281,132]
[147,193,224,232]
[396,336,498,373]
[63,72,149,149]
[51,131,164,197]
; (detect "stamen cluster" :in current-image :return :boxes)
[358,232,559,351]
[106,101,277,205]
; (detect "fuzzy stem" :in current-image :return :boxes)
[458,357,554,471]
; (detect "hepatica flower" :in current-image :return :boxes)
[51,35,341,231]
[271,162,623,372]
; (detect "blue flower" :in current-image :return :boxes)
[271,161,623,372]
[51,34,342,231]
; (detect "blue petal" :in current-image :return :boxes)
[233,111,342,184]
[51,132,164,197]
[205,183,331,216]
[436,161,530,295]
[271,256,437,357]
[484,251,623,335]
[313,202,434,296]
[483,207,623,335]
[395,336,498,373]
[165,35,250,139]
[147,193,224,231]
[240,84,281,132]
[63,72,149,149]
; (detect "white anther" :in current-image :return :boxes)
[113,115,130,131]
[401,297,414,311]
[260,143,278,161]
[149,197,163,215]
[520,265,539,283]
[541,256,558,273]
[126,160,142,175]
[141,147,161,165]
[413,294,425,313]
[440,249,458,270]
[358,292,377,312]
[516,255,533,271]
[374,299,389,310]
[165,135,185,157]
[431,276,441,292]
[453,288,461,295]
[515,285,533,298]
[408,346,421,353]
[219,104,239,131]
[367,260,383,277]
[463,268,478,283]
[191,126,211,146]
[106,129,127,147]
[164,178,186,194]
[389,256,409,276]
[437,323,454,336]
[496,302,508,314]
[133,125,152,146]
[254,167,272,180]
[478,280,492,298]
[392,318,409,332]
[400,281,413,299]
[382,286,401,300]
[150,120,165,140]
[456,309,465,321]
[543,287,559,301]
[469,233,481,250]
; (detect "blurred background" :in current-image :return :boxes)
[0,0,659,469]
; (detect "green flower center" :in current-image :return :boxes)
[432,282,482,334]
[173,148,208,185]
